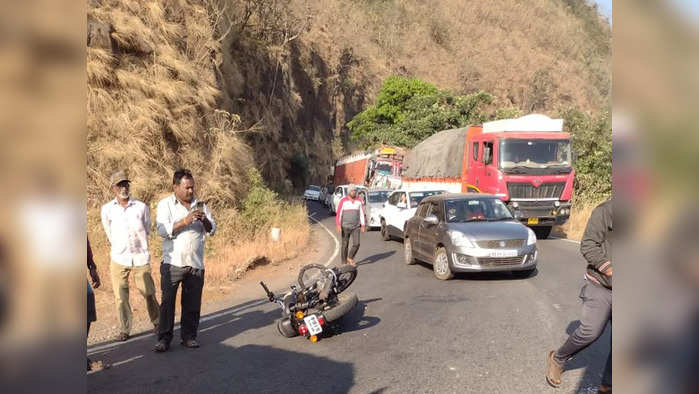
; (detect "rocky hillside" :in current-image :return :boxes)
[87,0,610,200]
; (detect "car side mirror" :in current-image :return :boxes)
[424,215,439,225]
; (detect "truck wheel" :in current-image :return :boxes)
[404,237,416,265]
[380,219,391,241]
[533,226,552,239]
[433,247,453,280]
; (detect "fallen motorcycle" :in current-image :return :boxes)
[260,264,358,342]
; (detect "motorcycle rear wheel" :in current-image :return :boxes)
[323,292,358,322]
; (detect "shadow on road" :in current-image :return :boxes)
[358,251,395,266]
[88,296,357,393]
[412,261,540,281]
[558,319,612,392]
[337,298,382,334]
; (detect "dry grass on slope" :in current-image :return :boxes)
[297,0,610,113]
[87,0,252,208]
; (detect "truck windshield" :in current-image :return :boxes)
[499,139,571,171]
[375,162,393,174]
[445,198,513,223]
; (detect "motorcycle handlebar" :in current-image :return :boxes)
[259,281,275,302]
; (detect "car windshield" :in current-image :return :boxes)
[409,191,444,208]
[499,139,571,169]
[368,191,390,203]
[309,185,320,191]
[444,198,514,223]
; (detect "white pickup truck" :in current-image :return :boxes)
[379,189,446,240]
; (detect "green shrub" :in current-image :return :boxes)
[560,107,611,201]
[241,168,284,232]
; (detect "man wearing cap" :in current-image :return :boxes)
[100,171,159,342]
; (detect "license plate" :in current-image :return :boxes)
[303,315,323,336]
[528,217,539,225]
[489,250,518,258]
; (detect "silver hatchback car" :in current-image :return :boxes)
[403,193,538,280]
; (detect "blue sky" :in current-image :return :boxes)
[594,0,612,21]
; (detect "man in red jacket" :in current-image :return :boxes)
[336,187,366,266]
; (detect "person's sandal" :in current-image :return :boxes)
[546,350,563,388]
[153,340,169,352]
[181,339,200,348]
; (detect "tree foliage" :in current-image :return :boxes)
[348,76,507,148]
[559,108,611,201]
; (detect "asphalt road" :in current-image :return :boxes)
[87,201,610,393]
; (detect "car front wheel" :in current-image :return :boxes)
[404,237,416,265]
[433,247,453,280]
[380,219,391,241]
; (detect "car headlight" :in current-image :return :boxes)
[527,228,537,245]
[449,231,475,248]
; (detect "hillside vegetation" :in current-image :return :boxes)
[88,0,609,198]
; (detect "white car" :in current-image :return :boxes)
[379,189,446,240]
[330,185,367,214]
[303,185,321,201]
[365,189,391,229]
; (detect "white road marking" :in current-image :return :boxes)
[199,318,238,333]
[549,237,581,244]
[88,208,340,356]
[87,355,144,375]
[307,211,340,267]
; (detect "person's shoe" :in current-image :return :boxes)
[153,340,169,352]
[181,339,200,348]
[116,332,129,342]
[598,384,612,393]
[546,350,564,388]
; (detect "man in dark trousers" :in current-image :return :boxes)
[336,186,366,266]
[546,199,612,392]
[153,169,216,352]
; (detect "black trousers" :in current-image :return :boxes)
[341,226,361,263]
[554,281,612,386]
[158,263,204,344]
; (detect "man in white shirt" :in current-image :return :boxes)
[100,171,159,341]
[154,169,215,352]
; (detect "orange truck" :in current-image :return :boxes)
[401,114,574,238]
[332,146,404,189]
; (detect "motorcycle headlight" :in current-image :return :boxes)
[527,228,537,245]
[449,231,475,248]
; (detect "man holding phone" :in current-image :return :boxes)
[154,169,216,352]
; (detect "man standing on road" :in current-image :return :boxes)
[87,237,106,371]
[100,171,160,342]
[336,186,366,266]
[154,169,216,352]
[546,199,612,392]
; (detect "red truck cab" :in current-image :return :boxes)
[463,115,574,237]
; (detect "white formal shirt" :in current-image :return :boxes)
[156,194,216,270]
[100,198,151,266]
